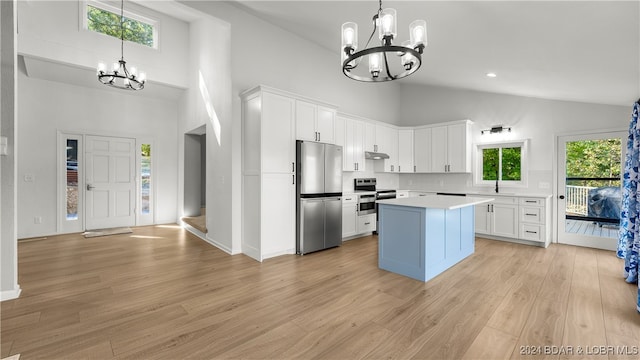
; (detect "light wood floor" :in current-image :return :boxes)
[2,225,639,359]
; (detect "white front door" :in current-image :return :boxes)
[556,131,625,250]
[85,135,136,230]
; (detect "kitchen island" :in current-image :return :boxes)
[377,195,493,282]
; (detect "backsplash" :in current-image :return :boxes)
[342,160,400,192]
[342,163,553,196]
[399,170,553,195]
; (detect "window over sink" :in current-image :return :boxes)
[474,140,528,188]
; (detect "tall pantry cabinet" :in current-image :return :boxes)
[241,86,296,261]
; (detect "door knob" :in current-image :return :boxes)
[559,195,565,199]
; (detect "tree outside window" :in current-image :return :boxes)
[87,4,155,48]
[482,146,522,182]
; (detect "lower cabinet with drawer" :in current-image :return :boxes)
[342,195,376,239]
[342,195,358,238]
[475,195,551,247]
[518,197,549,245]
[357,214,376,233]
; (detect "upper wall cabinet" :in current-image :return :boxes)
[295,100,336,144]
[374,125,399,172]
[429,121,472,173]
[414,127,432,172]
[398,129,414,173]
[341,116,366,172]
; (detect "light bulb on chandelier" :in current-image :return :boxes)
[341,0,427,82]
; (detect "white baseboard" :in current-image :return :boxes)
[1,286,22,301]
[242,245,261,262]
[181,222,240,256]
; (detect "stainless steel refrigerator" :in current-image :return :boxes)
[296,140,343,255]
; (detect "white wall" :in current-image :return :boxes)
[397,84,632,193]
[177,15,234,253]
[1,0,21,301]
[17,74,179,238]
[179,1,405,253]
[18,0,189,88]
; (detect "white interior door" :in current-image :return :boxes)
[556,131,625,250]
[85,135,136,230]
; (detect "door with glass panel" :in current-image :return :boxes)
[557,132,625,250]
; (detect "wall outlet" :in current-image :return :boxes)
[538,182,550,189]
[24,174,34,182]
[34,216,42,224]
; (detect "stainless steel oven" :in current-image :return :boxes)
[357,193,376,215]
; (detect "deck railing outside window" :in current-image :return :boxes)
[566,185,592,215]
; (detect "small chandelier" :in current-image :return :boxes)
[97,0,146,90]
[341,0,426,82]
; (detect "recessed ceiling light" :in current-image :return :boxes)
[486,72,497,78]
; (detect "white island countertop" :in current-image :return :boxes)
[377,195,494,210]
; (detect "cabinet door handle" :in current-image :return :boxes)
[318,132,321,142]
[525,230,538,234]
[525,200,536,203]
[391,165,394,172]
[364,222,371,225]
[292,175,295,184]
[292,162,295,172]
[414,165,416,172]
[398,166,400,172]
[525,213,536,216]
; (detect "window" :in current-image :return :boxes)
[476,141,528,186]
[85,1,157,48]
[141,144,151,215]
[66,139,79,220]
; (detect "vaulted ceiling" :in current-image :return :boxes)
[229,0,639,106]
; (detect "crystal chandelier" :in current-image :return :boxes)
[341,0,427,82]
[97,0,146,90]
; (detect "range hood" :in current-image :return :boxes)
[365,151,390,160]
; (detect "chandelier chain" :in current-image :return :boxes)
[120,0,124,62]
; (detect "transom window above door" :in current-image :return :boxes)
[84,0,157,49]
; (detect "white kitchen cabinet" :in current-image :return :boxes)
[475,196,519,238]
[295,99,336,144]
[430,121,472,173]
[375,124,399,172]
[364,122,376,152]
[357,213,376,233]
[414,127,432,173]
[398,129,414,173]
[241,86,296,261]
[342,195,358,238]
[261,173,296,257]
[334,114,345,148]
[519,197,548,245]
[341,115,366,172]
[431,125,448,173]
